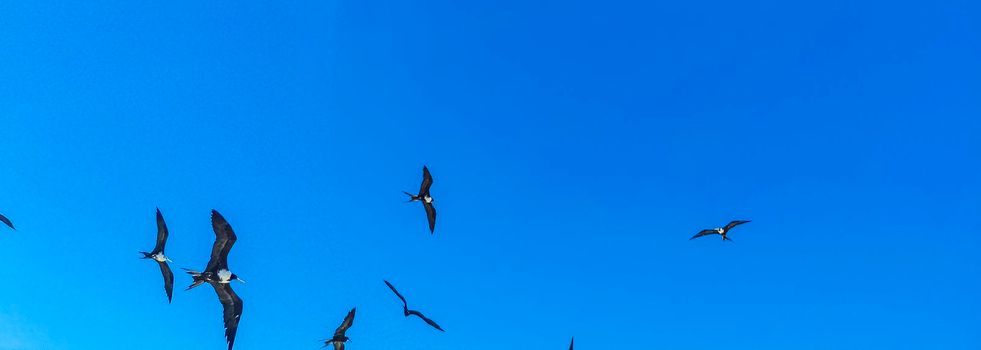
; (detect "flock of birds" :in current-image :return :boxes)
[0,166,750,350]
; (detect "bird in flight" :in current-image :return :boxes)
[403,166,436,234]
[184,210,245,350]
[0,212,14,230]
[139,208,174,303]
[323,307,356,350]
[184,210,246,288]
[690,220,751,241]
[384,280,445,332]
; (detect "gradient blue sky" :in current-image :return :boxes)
[1,1,979,349]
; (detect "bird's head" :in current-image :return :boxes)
[231,273,246,284]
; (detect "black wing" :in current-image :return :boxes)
[423,202,436,234]
[723,220,751,231]
[419,166,433,197]
[158,260,174,303]
[407,310,444,332]
[689,229,718,240]
[0,213,14,230]
[212,282,243,350]
[152,208,169,254]
[206,210,237,273]
[384,280,408,307]
[570,337,574,350]
[334,307,356,338]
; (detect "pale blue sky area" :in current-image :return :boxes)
[0,1,979,349]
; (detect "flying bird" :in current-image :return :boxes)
[184,210,245,350]
[0,212,14,230]
[139,208,174,302]
[184,210,246,289]
[403,166,436,234]
[384,280,445,332]
[323,307,356,350]
[690,220,751,241]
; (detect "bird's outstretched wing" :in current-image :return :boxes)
[158,260,174,303]
[212,282,243,350]
[333,308,356,339]
[384,280,408,307]
[0,213,14,230]
[206,210,238,273]
[570,337,574,350]
[407,310,445,332]
[723,220,751,231]
[419,166,433,197]
[153,208,169,254]
[690,229,718,240]
[423,202,436,234]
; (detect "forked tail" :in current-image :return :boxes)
[139,251,153,259]
[403,191,419,202]
[182,268,207,290]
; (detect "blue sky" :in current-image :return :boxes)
[0,0,979,349]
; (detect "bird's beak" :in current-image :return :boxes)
[236,278,247,284]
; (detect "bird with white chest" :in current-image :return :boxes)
[183,210,245,350]
[139,207,175,303]
[403,166,437,234]
[184,210,246,287]
[690,220,751,242]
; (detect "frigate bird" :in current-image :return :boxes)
[690,220,751,241]
[403,166,436,234]
[569,337,574,350]
[139,208,174,302]
[183,210,245,350]
[323,307,356,350]
[0,212,14,230]
[184,210,245,289]
[384,280,445,332]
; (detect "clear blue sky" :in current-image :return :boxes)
[0,1,979,349]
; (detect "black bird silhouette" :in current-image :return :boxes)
[184,210,245,289]
[690,220,751,241]
[384,280,445,332]
[139,208,174,303]
[324,307,356,350]
[183,210,245,350]
[569,337,574,350]
[403,166,436,234]
[0,212,14,230]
